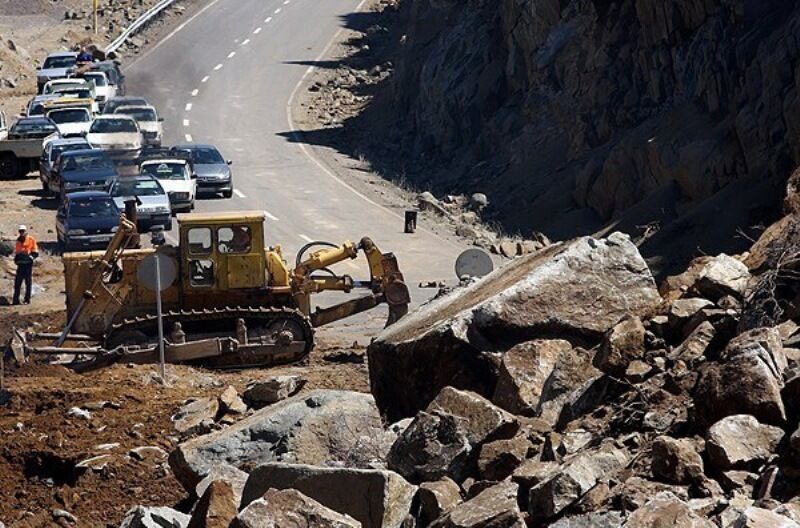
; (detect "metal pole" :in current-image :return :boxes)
[155,254,166,383]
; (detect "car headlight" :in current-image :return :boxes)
[64,182,82,189]
[155,206,170,214]
[67,229,86,236]
[111,226,119,233]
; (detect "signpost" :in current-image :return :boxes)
[138,252,177,383]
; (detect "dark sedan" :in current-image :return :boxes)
[51,149,118,199]
[7,117,59,140]
[171,144,233,198]
[56,191,121,251]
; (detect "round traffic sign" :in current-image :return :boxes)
[455,248,493,280]
[138,253,178,292]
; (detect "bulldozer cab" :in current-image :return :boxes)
[177,212,266,291]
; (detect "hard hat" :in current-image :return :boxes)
[17,225,27,231]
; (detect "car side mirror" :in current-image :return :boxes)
[158,117,164,122]
[36,66,41,71]
[227,160,233,166]
[191,173,198,179]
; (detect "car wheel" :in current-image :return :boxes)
[223,189,233,198]
[0,154,19,180]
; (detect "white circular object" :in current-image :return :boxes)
[138,253,177,292]
[455,248,493,280]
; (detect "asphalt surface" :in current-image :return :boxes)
[124,0,466,334]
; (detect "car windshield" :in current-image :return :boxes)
[119,108,156,122]
[28,103,45,116]
[83,74,107,87]
[108,99,146,112]
[142,162,187,181]
[52,143,90,160]
[55,89,92,99]
[112,179,164,197]
[91,119,137,133]
[43,56,76,69]
[46,83,84,94]
[188,148,224,164]
[49,109,89,124]
[70,198,119,218]
[11,120,56,136]
[63,153,113,172]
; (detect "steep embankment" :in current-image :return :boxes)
[332,0,800,275]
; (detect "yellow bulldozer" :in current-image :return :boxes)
[18,211,410,369]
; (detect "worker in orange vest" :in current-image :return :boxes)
[13,225,38,305]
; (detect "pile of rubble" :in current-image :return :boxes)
[79,203,800,527]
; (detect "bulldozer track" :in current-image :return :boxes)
[105,305,315,367]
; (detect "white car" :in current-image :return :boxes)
[45,107,92,137]
[80,71,116,109]
[115,105,162,146]
[87,115,142,152]
[140,159,196,212]
[43,78,92,95]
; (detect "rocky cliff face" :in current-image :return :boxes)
[372,0,800,273]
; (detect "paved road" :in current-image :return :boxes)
[125,0,465,334]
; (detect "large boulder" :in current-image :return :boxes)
[240,463,415,528]
[188,480,238,528]
[706,415,785,471]
[593,316,647,376]
[528,446,628,520]
[492,340,571,416]
[234,488,361,528]
[243,375,304,408]
[624,492,714,527]
[430,480,524,528]
[694,254,751,300]
[173,398,219,436]
[550,512,624,527]
[368,234,661,420]
[169,390,391,491]
[387,387,518,483]
[693,328,787,426]
[418,478,462,525]
[651,436,704,485]
[119,506,190,528]
[732,507,800,527]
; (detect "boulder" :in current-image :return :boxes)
[651,436,704,484]
[242,375,303,408]
[218,386,247,416]
[733,507,800,527]
[492,340,571,416]
[511,459,560,493]
[549,512,624,527]
[430,480,524,528]
[617,477,689,511]
[387,388,517,483]
[694,329,787,426]
[173,398,219,436]
[528,446,628,520]
[418,478,462,525]
[593,316,647,376]
[624,492,714,527]
[188,480,238,528]
[477,435,530,481]
[195,464,248,501]
[234,489,361,528]
[668,321,715,364]
[668,299,715,332]
[119,506,190,528]
[706,415,784,471]
[369,234,661,421]
[537,349,602,427]
[241,463,415,528]
[170,390,389,491]
[694,254,751,300]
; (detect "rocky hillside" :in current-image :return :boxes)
[328,0,800,276]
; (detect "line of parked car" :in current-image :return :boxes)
[0,50,236,252]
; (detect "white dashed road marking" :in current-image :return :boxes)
[265,16,272,23]
[227,51,236,59]
[214,63,223,70]
[185,103,192,111]
[191,88,199,96]
[299,234,313,243]
[241,38,250,46]
[253,27,262,34]
[233,189,246,198]
[274,8,281,14]
[263,211,279,221]
[201,75,210,83]
[183,119,190,127]
[185,134,193,142]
